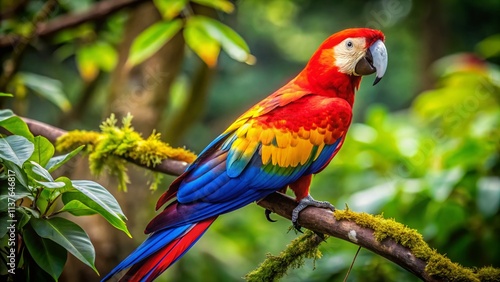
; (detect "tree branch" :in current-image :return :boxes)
[0,0,149,49]
[19,117,497,282]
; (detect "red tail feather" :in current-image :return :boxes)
[121,217,216,282]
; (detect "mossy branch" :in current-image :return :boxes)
[245,230,325,282]
[20,116,500,282]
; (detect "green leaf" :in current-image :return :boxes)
[24,225,67,280]
[154,0,188,20]
[184,19,221,67]
[26,161,54,182]
[0,159,31,194]
[192,0,234,13]
[46,145,84,173]
[477,177,500,217]
[0,92,14,97]
[127,19,183,67]
[0,212,10,238]
[0,109,34,141]
[0,135,34,167]
[92,41,118,72]
[67,180,130,237]
[193,16,253,64]
[0,181,33,211]
[19,72,71,113]
[28,136,55,168]
[60,200,98,216]
[30,217,98,273]
[33,179,66,189]
[76,45,99,82]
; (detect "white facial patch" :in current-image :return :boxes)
[333,37,367,75]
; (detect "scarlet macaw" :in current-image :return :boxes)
[104,28,388,281]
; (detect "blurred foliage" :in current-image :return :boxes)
[1,0,500,281]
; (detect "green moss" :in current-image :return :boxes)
[334,208,499,282]
[244,230,325,282]
[56,113,197,191]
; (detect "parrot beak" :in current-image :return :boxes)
[354,40,388,85]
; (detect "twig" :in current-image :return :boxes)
[0,0,58,92]
[0,0,149,49]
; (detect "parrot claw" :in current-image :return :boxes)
[265,209,277,222]
[291,195,335,231]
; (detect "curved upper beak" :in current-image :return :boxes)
[354,40,388,85]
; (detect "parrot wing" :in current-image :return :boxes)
[148,93,352,232]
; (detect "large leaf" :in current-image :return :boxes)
[24,225,67,280]
[154,0,188,20]
[70,180,130,237]
[46,145,84,173]
[30,217,98,273]
[19,72,71,112]
[184,19,221,67]
[0,135,34,167]
[0,109,34,141]
[192,16,253,64]
[127,19,183,67]
[28,136,55,168]
[26,161,54,182]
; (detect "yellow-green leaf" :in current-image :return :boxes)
[127,19,183,68]
[184,18,221,67]
[76,45,99,82]
[154,0,188,20]
[192,0,234,13]
[191,16,254,64]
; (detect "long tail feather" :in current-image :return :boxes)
[102,217,217,282]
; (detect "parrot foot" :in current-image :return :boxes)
[292,195,335,231]
[265,209,277,222]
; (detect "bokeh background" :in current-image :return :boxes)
[1,0,499,281]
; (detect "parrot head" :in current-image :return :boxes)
[302,28,388,91]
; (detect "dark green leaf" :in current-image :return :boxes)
[24,225,67,280]
[0,109,34,141]
[30,217,98,273]
[68,180,130,237]
[46,145,84,173]
[1,159,30,191]
[0,135,34,167]
[0,181,32,211]
[19,72,71,113]
[28,136,55,168]
[0,212,10,238]
[127,19,183,67]
[154,0,188,20]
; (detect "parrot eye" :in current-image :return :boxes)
[346,40,354,49]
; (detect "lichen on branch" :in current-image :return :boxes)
[244,230,325,282]
[55,113,197,191]
[334,208,497,282]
